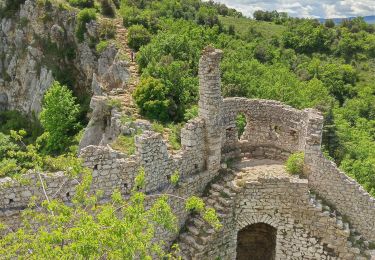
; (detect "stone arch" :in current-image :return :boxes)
[235,214,281,260]
[236,222,277,260]
[236,214,279,231]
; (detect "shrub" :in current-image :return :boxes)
[99,19,116,39]
[0,0,26,18]
[0,110,42,143]
[76,8,97,42]
[68,0,94,8]
[107,98,122,109]
[99,0,115,17]
[96,40,109,53]
[127,24,151,51]
[285,152,305,175]
[39,81,80,153]
[184,105,198,121]
[170,170,180,186]
[167,123,182,150]
[151,122,164,133]
[133,77,170,122]
[235,113,246,138]
[185,196,205,213]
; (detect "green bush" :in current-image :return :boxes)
[235,113,246,138]
[68,0,94,8]
[107,98,122,109]
[39,81,80,153]
[184,105,198,121]
[99,0,115,17]
[151,122,165,133]
[127,24,151,51]
[285,152,305,175]
[75,8,97,42]
[99,19,116,39]
[0,0,26,18]
[96,40,109,53]
[0,110,43,143]
[133,77,170,122]
[167,123,182,150]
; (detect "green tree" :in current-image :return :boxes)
[133,77,171,122]
[39,81,80,153]
[324,19,335,28]
[68,0,94,8]
[0,168,221,258]
[127,24,151,51]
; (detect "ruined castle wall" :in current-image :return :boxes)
[198,177,364,260]
[0,118,212,241]
[304,110,375,242]
[308,154,375,242]
[221,98,308,160]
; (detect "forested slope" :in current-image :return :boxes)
[121,2,375,196]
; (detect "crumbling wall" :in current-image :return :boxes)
[304,110,375,242]
[221,98,309,160]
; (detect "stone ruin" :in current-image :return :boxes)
[0,46,374,259]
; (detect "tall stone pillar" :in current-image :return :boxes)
[198,46,223,173]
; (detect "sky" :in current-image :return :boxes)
[213,0,375,18]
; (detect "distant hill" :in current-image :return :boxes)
[318,15,375,24]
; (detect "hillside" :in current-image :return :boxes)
[319,15,375,25]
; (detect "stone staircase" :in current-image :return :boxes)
[177,171,238,259]
[175,167,375,259]
[308,192,375,259]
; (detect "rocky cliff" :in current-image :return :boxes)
[0,0,129,116]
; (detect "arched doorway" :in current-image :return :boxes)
[236,223,277,260]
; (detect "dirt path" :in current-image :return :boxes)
[111,18,140,117]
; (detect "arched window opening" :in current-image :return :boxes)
[236,113,247,140]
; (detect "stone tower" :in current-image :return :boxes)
[198,46,223,173]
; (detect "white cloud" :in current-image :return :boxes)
[212,0,375,18]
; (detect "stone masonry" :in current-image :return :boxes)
[0,47,374,259]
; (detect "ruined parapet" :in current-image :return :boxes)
[198,46,223,173]
[304,111,375,241]
[221,98,309,160]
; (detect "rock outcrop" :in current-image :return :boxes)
[0,0,130,116]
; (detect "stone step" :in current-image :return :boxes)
[180,234,204,251]
[211,183,224,192]
[187,224,200,236]
[217,196,231,207]
[192,217,205,229]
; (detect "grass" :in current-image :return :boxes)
[111,134,136,155]
[167,123,182,150]
[120,114,134,124]
[219,15,286,40]
[107,98,122,109]
[150,122,183,150]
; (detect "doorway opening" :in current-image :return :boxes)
[236,223,277,260]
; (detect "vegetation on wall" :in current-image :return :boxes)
[0,168,221,258]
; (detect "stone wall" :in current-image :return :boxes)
[221,98,309,160]
[197,175,367,260]
[0,118,210,237]
[304,110,375,242]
